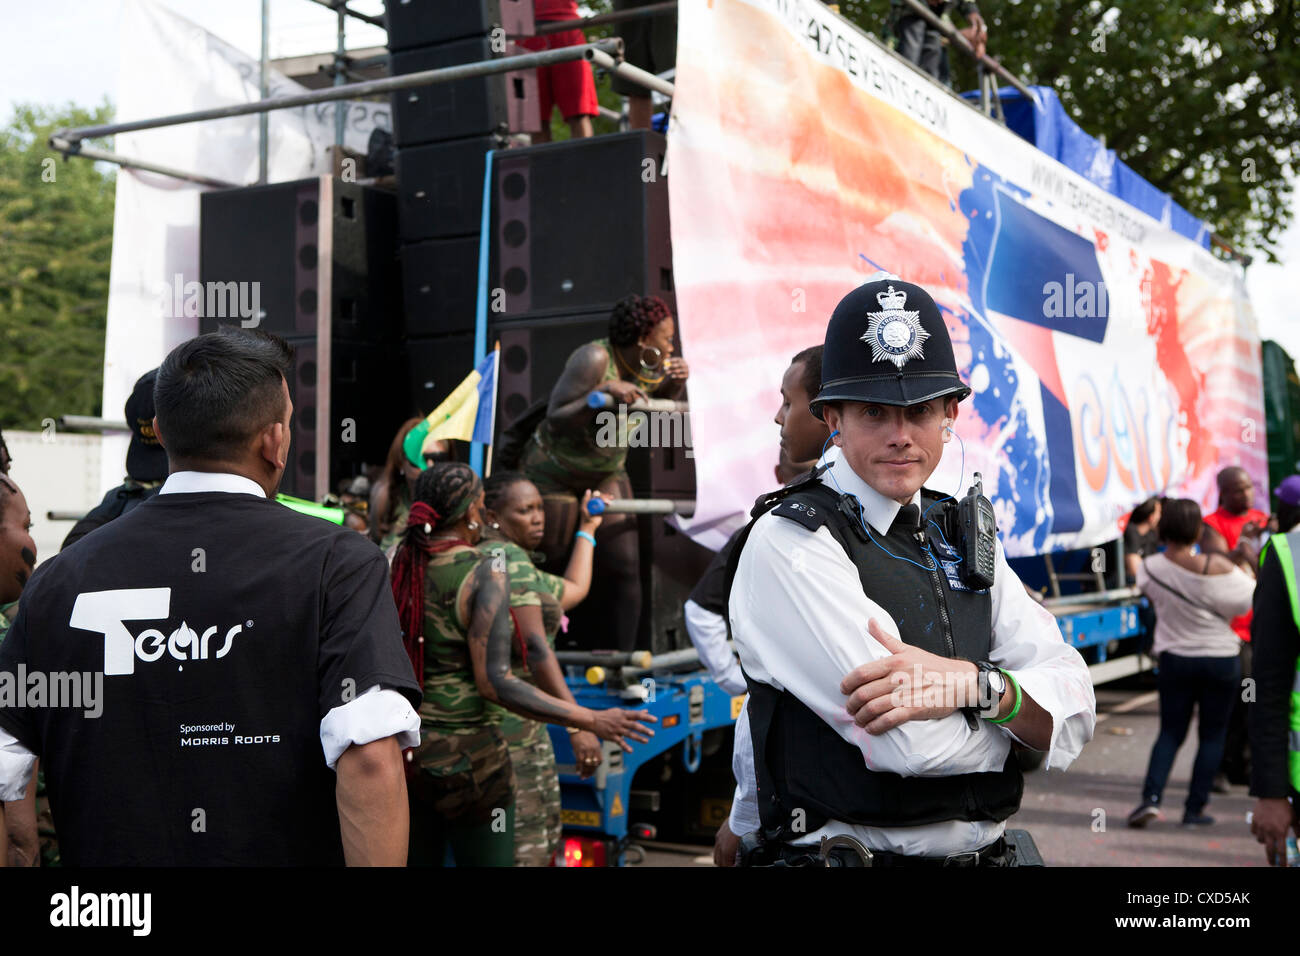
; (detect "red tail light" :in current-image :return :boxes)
[559,835,609,867]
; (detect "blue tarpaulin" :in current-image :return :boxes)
[967,85,1211,249]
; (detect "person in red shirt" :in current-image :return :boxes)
[518,1,598,143]
[1202,466,1272,607]
[1201,465,1275,787]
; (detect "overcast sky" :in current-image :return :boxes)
[3,0,1295,358]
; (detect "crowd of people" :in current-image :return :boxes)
[0,291,691,868]
[1121,469,1300,864]
[0,271,1296,866]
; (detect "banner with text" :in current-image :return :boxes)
[668,0,1263,555]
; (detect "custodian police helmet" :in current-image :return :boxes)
[809,274,972,420]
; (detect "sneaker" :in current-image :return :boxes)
[1181,812,1215,827]
[1211,774,1231,794]
[1127,804,1162,828]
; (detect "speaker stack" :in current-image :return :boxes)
[487,129,710,653]
[386,0,539,415]
[199,177,405,501]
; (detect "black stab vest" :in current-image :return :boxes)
[726,472,1023,838]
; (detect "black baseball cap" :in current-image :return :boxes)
[810,274,971,419]
[125,369,168,482]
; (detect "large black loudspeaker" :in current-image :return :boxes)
[405,332,476,417]
[492,130,674,318]
[199,178,406,500]
[400,236,481,335]
[391,38,539,146]
[200,178,401,341]
[396,133,506,242]
[385,0,533,50]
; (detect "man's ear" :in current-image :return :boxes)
[259,421,286,470]
[151,416,167,450]
[822,405,842,444]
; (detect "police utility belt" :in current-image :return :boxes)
[724,465,1027,859]
[738,830,1044,868]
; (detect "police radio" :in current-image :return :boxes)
[956,472,997,590]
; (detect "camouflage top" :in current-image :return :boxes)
[480,535,567,655]
[420,542,502,731]
[380,483,413,554]
[480,536,567,742]
[527,338,629,485]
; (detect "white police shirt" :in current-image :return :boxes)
[727,447,1096,855]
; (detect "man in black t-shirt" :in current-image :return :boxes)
[0,328,421,866]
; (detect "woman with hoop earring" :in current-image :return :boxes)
[519,294,689,651]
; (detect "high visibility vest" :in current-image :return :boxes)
[1258,531,1300,792]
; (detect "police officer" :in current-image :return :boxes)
[727,275,1096,866]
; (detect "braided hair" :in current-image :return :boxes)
[609,294,672,347]
[483,471,530,516]
[390,462,483,684]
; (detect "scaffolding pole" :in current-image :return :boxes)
[50,39,627,149]
[258,0,269,183]
[46,139,240,189]
[533,0,677,36]
[301,0,383,28]
[588,47,674,98]
[333,1,347,147]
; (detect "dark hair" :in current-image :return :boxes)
[1157,498,1203,546]
[382,417,424,487]
[0,475,19,523]
[1278,500,1300,534]
[483,471,532,514]
[0,428,10,474]
[609,294,672,347]
[789,345,824,400]
[411,462,482,532]
[153,328,293,463]
[1131,496,1160,526]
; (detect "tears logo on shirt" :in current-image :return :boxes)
[70,588,248,676]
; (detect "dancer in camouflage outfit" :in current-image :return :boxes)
[483,473,608,865]
[389,464,653,866]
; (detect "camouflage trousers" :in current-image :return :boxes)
[408,724,518,866]
[503,715,562,866]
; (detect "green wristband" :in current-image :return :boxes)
[988,669,1021,724]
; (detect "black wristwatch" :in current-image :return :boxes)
[971,660,1007,719]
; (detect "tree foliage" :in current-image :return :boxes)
[0,102,115,428]
[836,0,1298,261]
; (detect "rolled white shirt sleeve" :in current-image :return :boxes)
[684,599,747,696]
[729,514,1005,777]
[320,684,420,770]
[727,706,760,835]
[0,725,37,802]
[988,541,1096,770]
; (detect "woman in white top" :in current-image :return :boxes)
[1128,499,1255,829]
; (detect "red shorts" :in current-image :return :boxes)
[517,30,599,123]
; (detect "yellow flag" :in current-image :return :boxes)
[423,369,483,446]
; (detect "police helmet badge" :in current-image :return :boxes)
[862,284,929,369]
